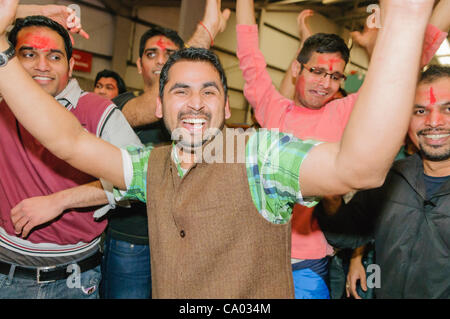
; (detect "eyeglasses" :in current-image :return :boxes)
[302,64,347,82]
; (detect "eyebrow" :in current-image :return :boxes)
[414,101,450,108]
[169,83,190,92]
[169,82,221,92]
[144,47,177,53]
[202,81,221,91]
[19,46,65,55]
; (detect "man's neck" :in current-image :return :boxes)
[422,158,450,177]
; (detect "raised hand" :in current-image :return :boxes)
[39,5,90,41]
[0,0,18,36]
[16,4,90,42]
[297,9,314,41]
[350,23,378,58]
[202,0,231,39]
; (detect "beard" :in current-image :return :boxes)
[417,128,450,161]
[419,143,450,161]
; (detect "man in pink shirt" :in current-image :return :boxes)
[236,0,449,298]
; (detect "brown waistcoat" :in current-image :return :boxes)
[146,133,294,299]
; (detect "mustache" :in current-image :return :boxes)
[418,128,450,136]
[177,110,212,121]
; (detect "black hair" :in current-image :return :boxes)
[159,48,228,102]
[297,33,350,65]
[139,26,184,58]
[94,69,127,95]
[419,64,450,84]
[8,15,72,62]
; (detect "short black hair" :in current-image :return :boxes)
[139,26,184,58]
[159,48,228,102]
[94,69,127,95]
[419,64,450,84]
[297,33,350,65]
[8,15,72,62]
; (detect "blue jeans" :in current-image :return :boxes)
[0,265,101,299]
[100,234,151,299]
[292,257,330,299]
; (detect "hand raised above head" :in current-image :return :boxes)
[0,0,19,37]
[201,0,231,39]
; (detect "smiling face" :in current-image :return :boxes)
[16,26,74,97]
[408,77,450,162]
[293,52,346,109]
[156,60,230,151]
[137,35,179,89]
[94,77,119,100]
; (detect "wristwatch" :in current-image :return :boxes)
[0,42,15,68]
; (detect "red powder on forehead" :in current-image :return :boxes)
[429,87,436,106]
[156,37,167,51]
[19,32,58,52]
[318,56,341,71]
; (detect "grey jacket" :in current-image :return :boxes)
[315,153,450,298]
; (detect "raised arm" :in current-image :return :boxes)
[299,0,434,197]
[279,9,314,99]
[236,0,293,128]
[0,0,125,189]
[186,0,231,49]
[16,4,89,40]
[120,0,230,129]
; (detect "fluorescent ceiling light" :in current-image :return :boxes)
[437,56,450,65]
[436,38,450,56]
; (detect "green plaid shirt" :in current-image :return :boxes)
[114,130,321,224]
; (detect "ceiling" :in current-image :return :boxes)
[94,0,379,32]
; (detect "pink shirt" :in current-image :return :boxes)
[236,24,447,259]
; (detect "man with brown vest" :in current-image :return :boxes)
[0,0,435,298]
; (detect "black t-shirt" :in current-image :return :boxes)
[107,91,171,244]
[423,173,450,200]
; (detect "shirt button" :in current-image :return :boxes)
[180,230,185,238]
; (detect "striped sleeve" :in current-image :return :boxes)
[246,129,321,224]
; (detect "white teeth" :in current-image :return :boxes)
[33,76,51,81]
[154,71,161,75]
[425,134,450,139]
[183,118,206,125]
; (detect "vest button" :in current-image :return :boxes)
[180,230,185,238]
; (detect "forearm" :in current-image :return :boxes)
[121,89,159,128]
[186,23,214,49]
[279,48,301,99]
[15,5,45,18]
[53,181,108,211]
[236,0,256,25]
[336,2,432,189]
[430,0,450,32]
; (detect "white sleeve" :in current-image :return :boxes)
[93,107,142,218]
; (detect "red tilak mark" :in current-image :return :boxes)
[327,58,341,71]
[318,56,341,71]
[429,87,436,106]
[156,37,167,51]
[20,33,58,52]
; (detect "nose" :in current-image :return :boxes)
[425,109,445,127]
[187,92,204,111]
[96,88,106,96]
[318,73,332,88]
[35,55,50,72]
[156,52,167,66]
